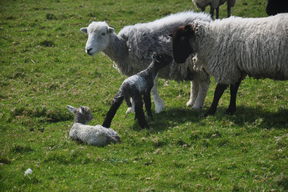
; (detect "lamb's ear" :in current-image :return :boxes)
[80,27,88,34]
[67,105,76,113]
[108,27,114,33]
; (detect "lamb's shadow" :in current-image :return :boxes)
[131,106,288,131]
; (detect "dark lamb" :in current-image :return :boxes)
[102,53,172,129]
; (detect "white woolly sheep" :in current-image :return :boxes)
[80,11,211,114]
[192,0,236,19]
[103,53,172,129]
[67,105,120,146]
[172,14,288,115]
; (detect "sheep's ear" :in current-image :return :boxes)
[184,24,193,32]
[108,27,114,33]
[80,27,88,34]
[67,105,76,113]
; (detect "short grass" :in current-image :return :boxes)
[0,0,287,191]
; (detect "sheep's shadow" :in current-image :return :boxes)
[214,106,288,129]
[131,106,288,131]
[131,108,203,132]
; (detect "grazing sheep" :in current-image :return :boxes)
[67,105,120,146]
[172,14,288,115]
[192,0,236,19]
[266,0,288,16]
[80,11,211,114]
[103,53,173,129]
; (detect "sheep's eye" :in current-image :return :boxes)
[101,32,106,36]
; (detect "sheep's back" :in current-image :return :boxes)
[118,11,211,80]
[204,14,288,83]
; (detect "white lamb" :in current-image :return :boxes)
[172,14,288,115]
[80,11,211,113]
[67,105,120,146]
[192,0,236,19]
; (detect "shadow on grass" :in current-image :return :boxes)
[131,108,203,132]
[132,106,288,131]
[216,106,288,129]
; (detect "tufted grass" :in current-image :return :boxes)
[0,0,287,191]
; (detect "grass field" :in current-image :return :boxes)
[0,0,288,191]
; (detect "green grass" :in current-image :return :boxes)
[0,0,287,191]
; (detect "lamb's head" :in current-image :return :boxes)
[151,53,173,70]
[80,21,115,56]
[67,105,93,124]
[171,24,198,63]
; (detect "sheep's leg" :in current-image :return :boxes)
[151,77,165,113]
[225,80,241,115]
[205,83,228,116]
[215,7,220,19]
[227,0,232,17]
[186,80,199,107]
[143,92,153,120]
[210,5,215,19]
[193,79,210,109]
[132,92,149,128]
[102,92,124,128]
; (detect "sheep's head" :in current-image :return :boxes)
[171,24,197,63]
[80,22,114,56]
[67,105,93,124]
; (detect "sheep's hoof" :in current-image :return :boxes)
[225,108,236,115]
[186,100,194,107]
[155,103,164,113]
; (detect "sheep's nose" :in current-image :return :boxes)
[86,48,93,55]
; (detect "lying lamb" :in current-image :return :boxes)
[67,105,120,146]
[80,11,211,114]
[172,14,288,115]
[102,53,173,129]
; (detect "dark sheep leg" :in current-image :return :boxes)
[205,83,229,116]
[132,93,149,129]
[143,92,153,120]
[225,80,241,115]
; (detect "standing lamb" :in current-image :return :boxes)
[103,53,173,129]
[67,105,120,146]
[266,0,288,16]
[171,14,288,115]
[80,11,211,114]
[192,0,236,19]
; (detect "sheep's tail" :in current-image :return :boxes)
[102,91,124,128]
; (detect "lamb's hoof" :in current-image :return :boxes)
[126,107,135,114]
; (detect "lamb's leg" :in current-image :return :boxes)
[132,92,149,128]
[102,92,124,128]
[125,97,135,114]
[186,80,199,107]
[205,83,228,116]
[143,92,153,120]
[151,77,165,113]
[192,79,210,109]
[225,80,241,115]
